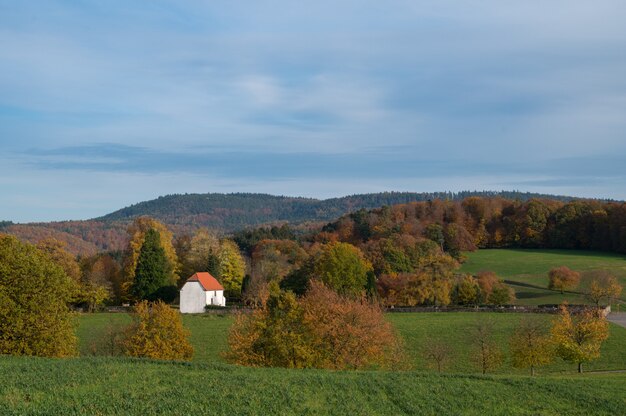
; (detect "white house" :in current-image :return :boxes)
[180,272,226,313]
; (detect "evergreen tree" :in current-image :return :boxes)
[130,229,173,301]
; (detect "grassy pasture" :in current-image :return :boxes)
[0,356,625,415]
[78,312,626,375]
[460,249,626,305]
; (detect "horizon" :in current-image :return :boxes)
[2,2,626,222]
[2,189,618,225]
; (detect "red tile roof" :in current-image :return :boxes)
[187,272,224,291]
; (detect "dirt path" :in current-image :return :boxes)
[608,312,626,328]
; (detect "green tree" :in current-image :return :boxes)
[130,229,174,301]
[454,275,480,306]
[0,234,77,357]
[313,242,373,296]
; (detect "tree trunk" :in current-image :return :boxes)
[578,362,583,374]
[530,366,535,377]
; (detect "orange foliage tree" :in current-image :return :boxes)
[224,282,406,370]
[548,266,581,294]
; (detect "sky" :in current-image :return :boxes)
[1,1,626,222]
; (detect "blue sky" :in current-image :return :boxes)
[2,1,626,222]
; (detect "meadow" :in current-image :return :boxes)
[1,355,625,415]
[77,311,626,375]
[460,249,626,306]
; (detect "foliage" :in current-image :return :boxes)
[224,291,316,368]
[586,272,623,306]
[548,266,581,294]
[454,275,480,306]
[218,239,246,297]
[225,283,405,370]
[509,318,554,375]
[130,229,175,301]
[312,242,373,296]
[476,271,516,305]
[551,304,609,373]
[123,217,180,296]
[121,300,193,361]
[0,234,77,357]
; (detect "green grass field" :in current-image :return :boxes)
[77,312,626,375]
[460,249,626,306]
[1,356,625,415]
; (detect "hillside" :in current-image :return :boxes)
[0,191,581,255]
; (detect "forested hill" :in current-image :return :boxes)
[97,191,577,226]
[0,191,583,255]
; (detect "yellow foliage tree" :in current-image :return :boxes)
[218,239,246,296]
[122,217,180,297]
[510,317,554,376]
[121,300,193,361]
[0,234,77,357]
[551,304,609,373]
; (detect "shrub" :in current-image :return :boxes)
[121,300,193,361]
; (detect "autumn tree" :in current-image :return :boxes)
[312,242,373,296]
[422,337,453,372]
[123,217,180,297]
[454,275,480,306]
[548,266,580,294]
[224,291,316,368]
[476,271,515,305]
[130,229,175,301]
[224,282,406,370]
[551,304,609,373]
[509,318,554,375]
[301,281,406,370]
[585,272,623,306]
[471,319,503,374]
[0,234,77,357]
[185,228,221,277]
[121,300,193,360]
[219,239,246,297]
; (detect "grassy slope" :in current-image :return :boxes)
[77,312,626,374]
[0,356,625,416]
[460,249,626,305]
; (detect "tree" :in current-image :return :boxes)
[509,318,554,375]
[0,234,77,357]
[422,338,453,372]
[121,300,193,360]
[476,271,516,305]
[471,320,503,374]
[185,228,221,276]
[548,266,581,294]
[224,282,406,370]
[301,281,406,370]
[130,229,174,301]
[218,239,246,297]
[224,291,316,368]
[586,272,623,306]
[123,217,180,297]
[454,275,480,306]
[551,304,609,373]
[312,242,373,297]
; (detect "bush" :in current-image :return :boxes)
[121,300,193,361]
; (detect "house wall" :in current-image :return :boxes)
[205,290,226,307]
[180,282,206,313]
